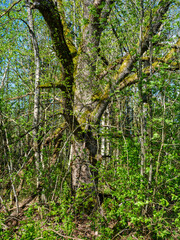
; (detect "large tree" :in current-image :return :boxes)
[28,0,179,194]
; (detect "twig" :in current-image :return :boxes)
[7,92,33,100]
[112,229,129,240]
[0,0,22,18]
[0,196,9,214]
[42,228,83,240]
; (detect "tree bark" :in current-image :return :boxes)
[27,1,41,188]
[71,139,97,194]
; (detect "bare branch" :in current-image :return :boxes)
[0,0,22,19]
[42,228,84,240]
[7,92,33,100]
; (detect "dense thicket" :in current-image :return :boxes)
[0,0,179,239]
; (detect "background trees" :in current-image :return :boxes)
[0,0,179,239]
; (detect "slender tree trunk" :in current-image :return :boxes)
[155,93,166,184]
[27,1,41,188]
[148,6,153,185]
[139,0,146,178]
[1,119,19,214]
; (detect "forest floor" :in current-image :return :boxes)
[1,204,154,240]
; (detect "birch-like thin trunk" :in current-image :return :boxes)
[1,119,19,214]
[155,94,166,184]
[27,1,41,188]
[148,6,153,185]
[138,0,145,178]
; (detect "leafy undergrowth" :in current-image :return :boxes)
[0,194,179,240]
[1,173,179,239]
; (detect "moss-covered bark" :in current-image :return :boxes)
[31,0,178,194]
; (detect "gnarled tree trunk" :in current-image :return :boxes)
[31,0,176,195]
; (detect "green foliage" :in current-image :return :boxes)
[0,0,180,239]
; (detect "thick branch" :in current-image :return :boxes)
[119,60,179,91]
[93,0,173,123]
[31,0,73,74]
[100,0,115,31]
[31,1,83,137]
[82,0,114,54]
